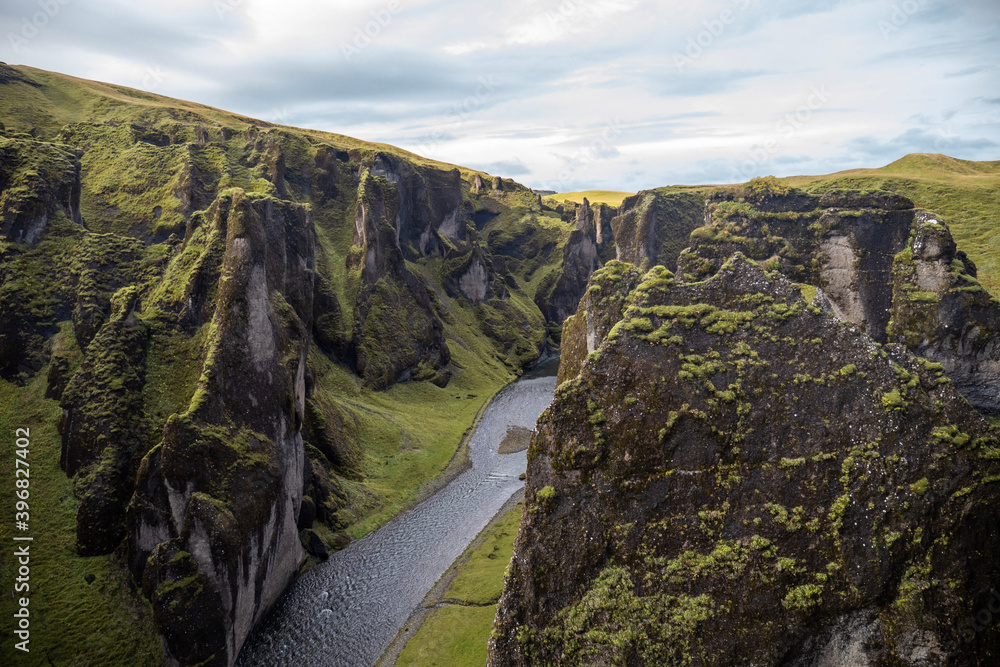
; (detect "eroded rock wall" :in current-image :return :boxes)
[351,170,451,388]
[889,212,1000,414]
[490,255,1000,666]
[611,189,705,272]
[369,152,465,258]
[0,132,83,245]
[128,190,313,666]
[678,187,1000,413]
[538,198,615,327]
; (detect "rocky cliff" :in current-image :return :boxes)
[0,131,86,379]
[127,191,312,665]
[889,212,1000,414]
[536,197,617,330]
[674,179,1000,415]
[350,169,451,388]
[611,188,705,272]
[0,131,83,245]
[491,255,1000,665]
[0,64,567,665]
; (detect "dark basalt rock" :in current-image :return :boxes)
[351,169,451,389]
[368,152,466,259]
[537,198,616,328]
[888,212,1000,415]
[490,255,1000,666]
[556,261,644,386]
[311,271,352,363]
[128,190,313,666]
[310,144,342,202]
[677,185,1000,414]
[444,244,507,303]
[611,189,705,272]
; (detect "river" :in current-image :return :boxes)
[237,361,558,666]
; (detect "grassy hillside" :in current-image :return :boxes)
[0,63,572,663]
[550,190,635,207]
[395,502,523,666]
[0,65,477,177]
[786,154,1000,296]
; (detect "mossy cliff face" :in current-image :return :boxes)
[0,130,83,245]
[557,260,643,386]
[537,198,617,329]
[351,169,451,388]
[679,187,914,340]
[490,255,1000,666]
[444,244,505,303]
[128,190,313,666]
[369,151,465,258]
[888,212,1000,415]
[0,63,568,664]
[611,188,706,273]
[60,285,151,555]
[677,181,1000,414]
[0,130,87,379]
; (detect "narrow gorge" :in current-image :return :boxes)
[1,63,999,666]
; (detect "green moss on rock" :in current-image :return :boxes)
[490,254,1000,666]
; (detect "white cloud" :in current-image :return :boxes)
[0,0,997,190]
[443,0,640,54]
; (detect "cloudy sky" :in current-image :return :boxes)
[3,0,999,191]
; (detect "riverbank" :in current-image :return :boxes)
[238,371,557,666]
[378,491,525,666]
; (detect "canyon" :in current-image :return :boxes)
[2,63,999,665]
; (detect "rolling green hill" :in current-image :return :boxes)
[786,154,1000,296]
[0,63,571,665]
[550,190,635,207]
[1,61,997,665]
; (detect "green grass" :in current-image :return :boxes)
[396,605,497,667]
[785,154,1000,297]
[309,349,512,540]
[0,363,160,665]
[551,190,635,207]
[396,503,523,666]
[443,502,522,605]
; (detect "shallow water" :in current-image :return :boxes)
[238,372,557,666]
